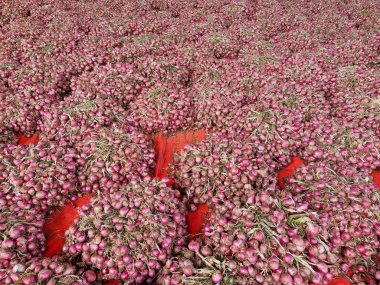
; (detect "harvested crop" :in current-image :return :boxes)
[63,179,187,283]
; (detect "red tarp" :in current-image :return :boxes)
[186,203,211,240]
[16,131,39,145]
[327,277,351,285]
[277,156,304,189]
[372,169,380,189]
[153,130,206,186]
[43,195,92,257]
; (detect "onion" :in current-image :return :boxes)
[211,270,223,283]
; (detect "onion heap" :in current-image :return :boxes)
[0,139,80,211]
[159,173,318,284]
[70,63,145,108]
[172,137,279,205]
[301,117,380,174]
[281,161,380,283]
[167,159,380,284]
[0,206,45,277]
[0,128,17,146]
[2,256,98,285]
[135,49,195,89]
[39,96,127,144]
[328,65,380,136]
[0,93,39,136]
[0,0,379,283]
[129,86,194,135]
[206,31,242,60]
[192,90,249,131]
[214,105,303,167]
[63,179,187,283]
[74,123,155,194]
[157,248,242,285]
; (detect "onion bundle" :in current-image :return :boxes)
[301,117,380,174]
[157,248,248,285]
[128,86,194,135]
[0,93,39,135]
[0,207,45,274]
[0,128,17,146]
[63,179,187,283]
[1,256,99,285]
[74,122,155,194]
[39,96,127,144]
[172,137,278,205]
[70,63,145,107]
[0,138,80,211]
[192,89,249,131]
[328,65,380,136]
[205,31,242,60]
[159,177,322,284]
[281,161,380,282]
[214,105,303,167]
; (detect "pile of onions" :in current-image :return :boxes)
[172,137,279,205]
[191,188,319,284]
[328,65,379,136]
[70,63,145,108]
[0,206,45,275]
[213,105,303,167]
[157,248,243,285]
[0,93,39,136]
[1,256,98,285]
[301,117,380,174]
[0,138,80,211]
[39,96,128,144]
[63,179,187,283]
[74,122,155,194]
[0,128,17,145]
[0,0,379,283]
[135,48,195,89]
[281,161,380,276]
[158,190,317,285]
[4,50,79,105]
[128,86,194,135]
[205,31,242,60]
[192,92,249,131]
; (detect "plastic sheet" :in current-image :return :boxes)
[16,131,39,145]
[277,156,304,189]
[372,169,380,189]
[327,277,351,285]
[186,204,211,240]
[153,130,206,186]
[43,195,92,257]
